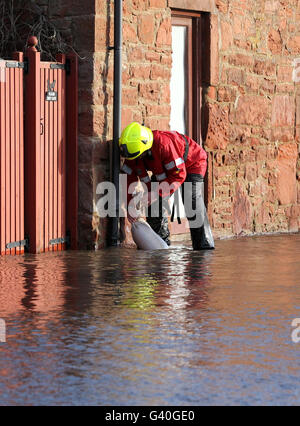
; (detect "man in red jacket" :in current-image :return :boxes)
[119,122,214,250]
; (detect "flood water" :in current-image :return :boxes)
[0,234,300,406]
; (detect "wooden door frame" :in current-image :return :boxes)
[171,11,203,145]
[170,10,213,227]
[171,16,193,137]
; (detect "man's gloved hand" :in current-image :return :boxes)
[128,213,137,224]
[140,191,158,208]
[127,191,159,224]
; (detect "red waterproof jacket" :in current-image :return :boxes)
[121,130,207,201]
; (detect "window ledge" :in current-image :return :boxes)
[168,0,215,12]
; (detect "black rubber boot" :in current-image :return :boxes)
[182,174,215,250]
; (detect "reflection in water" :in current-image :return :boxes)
[0,235,300,405]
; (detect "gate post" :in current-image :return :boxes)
[0,58,4,255]
[0,52,25,256]
[12,52,25,255]
[24,36,42,253]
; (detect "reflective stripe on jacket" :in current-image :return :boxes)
[121,130,207,200]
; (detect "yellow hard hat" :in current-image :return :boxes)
[119,122,153,160]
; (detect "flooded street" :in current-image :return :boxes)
[0,234,300,406]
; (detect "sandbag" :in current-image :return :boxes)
[131,218,169,250]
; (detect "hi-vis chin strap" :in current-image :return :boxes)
[120,144,140,159]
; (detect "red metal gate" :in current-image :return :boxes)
[0,36,78,255]
[0,53,25,255]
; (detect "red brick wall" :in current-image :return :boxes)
[94,0,172,247]
[36,0,300,247]
[205,0,300,238]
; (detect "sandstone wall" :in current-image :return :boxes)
[34,0,300,246]
[206,0,300,238]
[84,0,172,248]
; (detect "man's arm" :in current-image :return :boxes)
[158,142,187,198]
